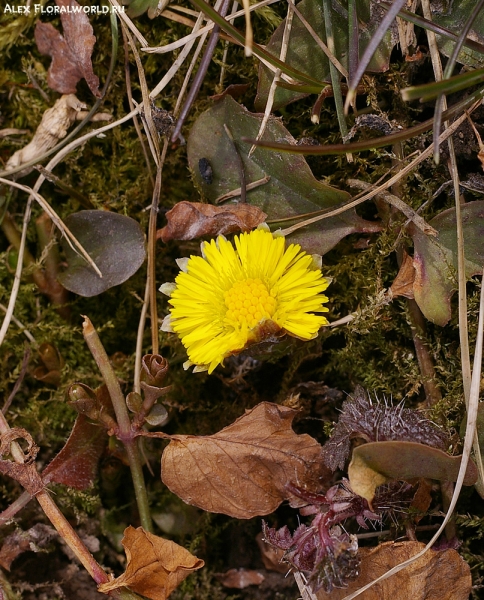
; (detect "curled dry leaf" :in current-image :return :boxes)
[0,429,44,496]
[42,415,107,490]
[157,201,267,242]
[348,441,478,507]
[256,532,288,574]
[219,568,265,589]
[161,402,326,519]
[35,0,100,97]
[316,541,471,600]
[97,526,204,600]
[388,249,415,300]
[5,94,86,177]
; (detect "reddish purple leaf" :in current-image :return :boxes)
[43,415,107,489]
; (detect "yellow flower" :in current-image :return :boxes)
[160,228,329,374]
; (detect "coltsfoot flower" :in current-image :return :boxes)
[160,228,330,373]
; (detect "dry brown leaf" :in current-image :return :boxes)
[157,201,267,242]
[388,249,415,299]
[256,532,288,574]
[316,541,471,600]
[219,568,265,588]
[35,0,100,97]
[0,524,56,571]
[0,429,44,496]
[161,402,325,519]
[97,526,204,600]
[6,94,86,176]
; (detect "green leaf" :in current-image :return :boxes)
[187,96,380,255]
[349,440,478,506]
[432,0,484,68]
[255,0,395,111]
[410,201,484,326]
[58,210,146,297]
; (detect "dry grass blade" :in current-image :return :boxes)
[341,269,484,595]
[249,0,295,157]
[0,178,102,276]
[344,0,406,111]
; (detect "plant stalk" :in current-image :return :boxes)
[82,316,153,532]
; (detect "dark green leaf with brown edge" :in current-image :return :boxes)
[255,0,396,110]
[410,200,484,326]
[43,415,107,490]
[349,440,478,507]
[58,210,146,297]
[187,96,380,255]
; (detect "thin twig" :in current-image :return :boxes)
[224,124,247,203]
[215,175,270,203]
[2,345,31,414]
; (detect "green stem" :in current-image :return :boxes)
[82,317,153,532]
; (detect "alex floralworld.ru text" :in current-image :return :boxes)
[3,4,125,14]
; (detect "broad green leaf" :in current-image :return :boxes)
[349,440,478,506]
[432,0,484,68]
[187,96,380,255]
[410,201,484,326]
[255,0,395,111]
[58,210,146,297]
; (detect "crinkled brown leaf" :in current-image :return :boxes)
[97,526,204,600]
[219,568,265,589]
[316,541,471,600]
[348,441,478,507]
[0,429,44,496]
[158,201,267,242]
[389,250,415,300]
[35,0,100,97]
[42,415,107,490]
[0,524,56,571]
[256,532,288,574]
[161,402,325,519]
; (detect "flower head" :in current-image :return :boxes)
[160,228,329,373]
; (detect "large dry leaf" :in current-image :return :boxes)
[161,402,325,519]
[158,201,267,242]
[316,541,471,600]
[97,526,204,600]
[43,415,107,490]
[348,441,478,506]
[35,0,100,97]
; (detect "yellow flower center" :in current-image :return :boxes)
[224,278,277,328]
